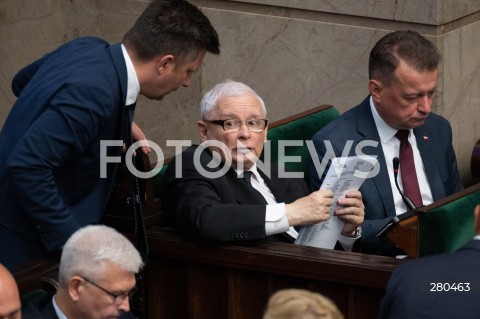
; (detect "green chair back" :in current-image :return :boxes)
[262,105,339,185]
[419,185,480,256]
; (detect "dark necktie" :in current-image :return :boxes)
[243,171,268,205]
[124,103,149,263]
[395,130,423,208]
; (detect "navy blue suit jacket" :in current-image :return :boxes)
[378,239,480,319]
[162,145,310,242]
[0,37,128,269]
[310,96,462,256]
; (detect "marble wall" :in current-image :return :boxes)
[0,0,479,185]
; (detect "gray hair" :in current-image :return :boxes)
[58,225,143,286]
[200,80,267,119]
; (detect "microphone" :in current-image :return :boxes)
[392,157,417,211]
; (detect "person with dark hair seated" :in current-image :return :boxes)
[310,30,462,256]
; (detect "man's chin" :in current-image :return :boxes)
[408,118,426,129]
[231,158,255,170]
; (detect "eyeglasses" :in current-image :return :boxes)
[80,276,137,305]
[204,119,268,132]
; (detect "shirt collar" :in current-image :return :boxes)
[121,44,140,105]
[369,96,406,143]
[52,295,68,319]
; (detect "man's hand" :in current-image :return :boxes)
[285,189,334,226]
[335,190,364,236]
[123,122,152,155]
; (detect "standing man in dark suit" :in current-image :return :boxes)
[378,204,480,319]
[0,0,220,269]
[163,80,364,249]
[309,30,462,256]
[23,225,143,319]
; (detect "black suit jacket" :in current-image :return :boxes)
[162,145,309,242]
[378,239,480,319]
[22,294,136,319]
[310,96,462,256]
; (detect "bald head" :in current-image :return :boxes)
[0,264,21,319]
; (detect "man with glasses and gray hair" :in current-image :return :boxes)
[162,80,364,250]
[23,225,143,319]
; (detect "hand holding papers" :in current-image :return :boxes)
[295,156,375,248]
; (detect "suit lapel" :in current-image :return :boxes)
[224,169,266,204]
[414,124,446,200]
[108,43,129,105]
[260,167,288,198]
[355,98,396,216]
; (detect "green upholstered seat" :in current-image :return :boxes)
[419,186,480,256]
[153,161,170,200]
[261,105,339,185]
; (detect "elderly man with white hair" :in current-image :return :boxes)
[23,225,143,319]
[163,80,364,250]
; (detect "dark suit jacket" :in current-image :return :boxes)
[162,145,310,242]
[378,239,480,319]
[310,96,462,256]
[0,37,128,268]
[23,293,136,319]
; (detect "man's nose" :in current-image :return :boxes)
[117,296,131,313]
[182,74,192,87]
[237,123,251,139]
[418,95,432,114]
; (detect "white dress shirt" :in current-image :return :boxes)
[121,44,140,105]
[369,96,433,215]
[52,295,68,319]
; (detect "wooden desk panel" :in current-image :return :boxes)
[145,227,403,319]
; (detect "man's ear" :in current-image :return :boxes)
[368,79,383,103]
[68,276,83,302]
[198,121,208,142]
[156,54,175,74]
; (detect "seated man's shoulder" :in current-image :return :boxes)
[312,102,365,140]
[22,292,55,319]
[423,111,451,130]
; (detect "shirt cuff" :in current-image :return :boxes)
[265,203,290,236]
[338,227,361,251]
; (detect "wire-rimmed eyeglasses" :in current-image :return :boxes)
[80,276,137,305]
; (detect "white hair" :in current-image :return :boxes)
[58,225,143,286]
[200,79,267,119]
